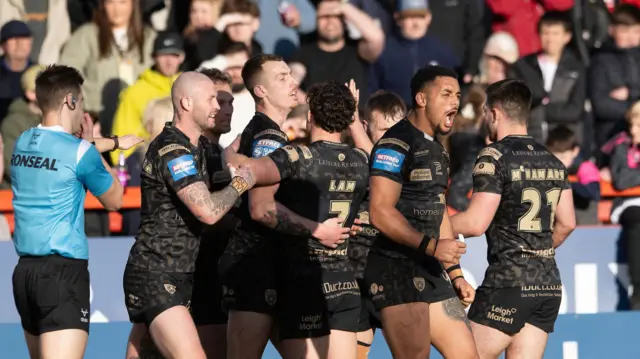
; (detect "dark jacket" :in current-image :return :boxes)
[0,98,41,187]
[609,132,640,223]
[0,57,32,124]
[428,0,485,76]
[369,33,460,105]
[589,43,640,147]
[510,49,586,144]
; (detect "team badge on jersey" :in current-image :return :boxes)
[167,155,197,181]
[372,149,405,173]
[265,288,277,306]
[252,139,283,158]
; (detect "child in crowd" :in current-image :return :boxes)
[607,99,640,310]
[547,125,600,224]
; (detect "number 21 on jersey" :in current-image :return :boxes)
[518,188,561,232]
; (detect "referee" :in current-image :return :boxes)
[10,65,140,359]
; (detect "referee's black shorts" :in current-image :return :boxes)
[12,255,91,335]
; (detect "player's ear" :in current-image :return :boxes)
[307,110,313,124]
[254,84,267,99]
[415,92,427,108]
[180,97,192,111]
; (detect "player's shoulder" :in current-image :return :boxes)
[279,143,314,162]
[476,141,507,162]
[249,113,288,143]
[153,128,192,160]
[352,147,370,164]
[375,119,413,152]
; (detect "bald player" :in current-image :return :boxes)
[122,72,257,359]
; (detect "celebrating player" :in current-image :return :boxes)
[365,66,478,359]
[229,80,369,359]
[346,87,407,358]
[218,54,350,359]
[122,72,256,359]
[451,79,576,359]
[11,65,141,359]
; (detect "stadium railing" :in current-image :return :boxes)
[1,178,640,233]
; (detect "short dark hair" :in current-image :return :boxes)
[485,79,532,123]
[241,54,283,99]
[35,64,84,113]
[538,11,573,33]
[364,90,406,123]
[613,4,640,26]
[307,81,356,133]
[197,68,232,85]
[218,39,251,57]
[546,125,578,152]
[410,65,458,106]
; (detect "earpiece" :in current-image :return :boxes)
[71,97,76,105]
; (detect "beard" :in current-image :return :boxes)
[232,83,246,94]
[318,33,342,45]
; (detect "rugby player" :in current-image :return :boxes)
[10,65,141,359]
[451,79,576,359]
[231,80,369,359]
[346,88,407,359]
[365,66,478,359]
[218,55,350,359]
[124,69,238,359]
[122,72,256,359]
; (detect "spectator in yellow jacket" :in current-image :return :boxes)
[111,31,184,163]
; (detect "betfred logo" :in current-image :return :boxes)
[172,162,192,172]
[376,154,400,163]
[372,148,405,173]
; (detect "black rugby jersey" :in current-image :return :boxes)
[369,119,450,259]
[472,135,570,288]
[224,113,289,256]
[128,123,208,272]
[348,193,379,278]
[269,141,369,273]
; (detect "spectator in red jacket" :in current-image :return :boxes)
[486,0,574,56]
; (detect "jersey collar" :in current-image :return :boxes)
[37,124,65,133]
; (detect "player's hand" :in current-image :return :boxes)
[315,217,350,248]
[350,218,363,236]
[225,150,250,167]
[80,113,94,142]
[453,277,475,308]
[229,164,256,188]
[117,135,144,150]
[346,79,360,108]
[433,238,466,262]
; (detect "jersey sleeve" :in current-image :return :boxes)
[369,137,410,183]
[77,142,114,197]
[472,146,504,195]
[268,145,303,180]
[158,143,205,193]
[251,130,287,158]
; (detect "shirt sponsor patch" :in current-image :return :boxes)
[372,149,405,173]
[252,139,283,158]
[167,155,197,181]
[473,162,496,176]
[409,168,432,181]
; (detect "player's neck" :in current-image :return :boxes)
[203,131,220,144]
[41,113,71,134]
[310,128,342,144]
[256,102,289,126]
[498,125,528,141]
[173,115,202,146]
[407,111,435,138]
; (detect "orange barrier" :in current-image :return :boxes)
[0,187,141,233]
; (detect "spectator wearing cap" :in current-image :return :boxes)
[369,0,459,106]
[289,0,384,105]
[0,20,33,123]
[111,31,183,163]
[477,31,519,86]
[59,0,156,136]
[510,11,587,145]
[0,0,71,65]
[0,64,45,188]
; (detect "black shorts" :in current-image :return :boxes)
[468,286,562,335]
[191,241,227,326]
[279,270,361,340]
[123,264,194,326]
[356,278,382,332]
[12,255,90,336]
[218,253,279,315]
[363,252,456,310]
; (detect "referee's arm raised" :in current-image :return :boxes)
[77,142,123,211]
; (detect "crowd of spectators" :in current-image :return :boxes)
[2,0,640,239]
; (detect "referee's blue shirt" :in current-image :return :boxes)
[10,125,114,260]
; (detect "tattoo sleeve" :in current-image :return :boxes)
[177,182,240,225]
[263,205,314,237]
[443,297,472,331]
